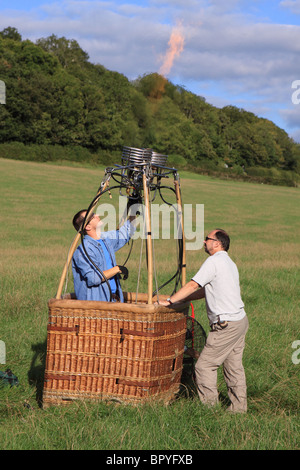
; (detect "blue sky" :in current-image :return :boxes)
[1,0,300,142]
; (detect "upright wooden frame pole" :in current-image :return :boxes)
[174,179,186,286]
[143,173,153,304]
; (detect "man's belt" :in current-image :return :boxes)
[211,320,228,331]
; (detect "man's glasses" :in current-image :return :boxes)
[205,236,218,242]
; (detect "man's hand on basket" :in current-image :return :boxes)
[154,298,173,307]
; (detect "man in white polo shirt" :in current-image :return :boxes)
[159,228,249,413]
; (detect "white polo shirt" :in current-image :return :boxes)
[192,250,246,325]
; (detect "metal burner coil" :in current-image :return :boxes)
[122,147,152,166]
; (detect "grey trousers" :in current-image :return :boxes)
[194,316,249,412]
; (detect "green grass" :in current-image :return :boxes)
[0,158,299,450]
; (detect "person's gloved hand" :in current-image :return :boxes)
[118,265,129,280]
[127,193,142,216]
[127,193,142,207]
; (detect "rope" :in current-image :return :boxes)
[190,303,195,348]
[136,203,145,303]
[152,234,159,304]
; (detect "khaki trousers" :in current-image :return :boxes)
[194,316,249,412]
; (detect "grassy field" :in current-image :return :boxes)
[0,158,299,451]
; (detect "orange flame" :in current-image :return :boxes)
[159,23,185,77]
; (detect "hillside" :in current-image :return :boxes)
[0,26,299,186]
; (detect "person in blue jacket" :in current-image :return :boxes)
[72,208,137,302]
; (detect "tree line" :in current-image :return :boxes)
[0,27,299,186]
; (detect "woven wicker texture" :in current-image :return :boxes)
[43,294,188,407]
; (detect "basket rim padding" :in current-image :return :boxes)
[48,292,190,315]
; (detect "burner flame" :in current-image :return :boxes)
[159,22,185,77]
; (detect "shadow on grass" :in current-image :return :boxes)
[28,339,47,408]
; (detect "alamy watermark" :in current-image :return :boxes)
[0,80,5,104]
[291,340,300,365]
[291,80,300,105]
[94,196,204,251]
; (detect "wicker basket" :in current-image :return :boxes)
[43,293,189,407]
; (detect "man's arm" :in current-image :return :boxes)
[103,218,137,251]
[73,244,125,286]
[182,286,205,302]
[158,280,204,306]
[103,265,128,281]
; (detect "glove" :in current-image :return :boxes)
[127,193,142,216]
[127,193,142,208]
[118,265,129,280]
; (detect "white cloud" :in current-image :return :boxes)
[280,0,300,15]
